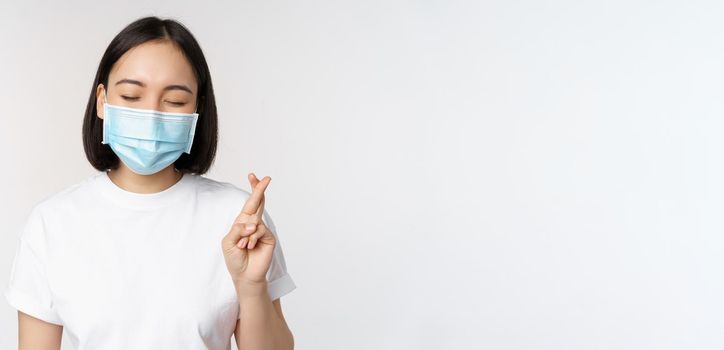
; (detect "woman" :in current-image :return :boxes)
[3,16,296,349]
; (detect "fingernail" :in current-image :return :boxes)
[246,224,255,232]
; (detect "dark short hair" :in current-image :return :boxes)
[82,16,218,175]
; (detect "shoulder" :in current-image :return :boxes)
[14,175,92,250]
[192,175,252,204]
[31,175,96,220]
[191,175,278,230]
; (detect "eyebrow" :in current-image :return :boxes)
[115,78,193,94]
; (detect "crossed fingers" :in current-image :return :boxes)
[235,173,271,250]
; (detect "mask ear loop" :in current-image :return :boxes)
[101,89,109,145]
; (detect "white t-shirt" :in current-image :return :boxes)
[3,171,296,349]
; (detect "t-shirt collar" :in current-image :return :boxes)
[92,170,194,210]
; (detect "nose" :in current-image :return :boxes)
[140,96,163,112]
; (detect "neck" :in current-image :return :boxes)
[107,164,184,194]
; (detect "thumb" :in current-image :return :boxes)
[222,222,252,247]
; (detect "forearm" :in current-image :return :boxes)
[235,282,294,350]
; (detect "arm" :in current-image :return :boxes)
[18,311,62,350]
[233,282,294,350]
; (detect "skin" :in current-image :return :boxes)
[17,39,293,350]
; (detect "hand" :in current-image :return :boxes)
[221,173,276,290]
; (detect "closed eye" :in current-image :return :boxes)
[121,96,185,106]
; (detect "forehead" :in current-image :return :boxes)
[108,40,197,93]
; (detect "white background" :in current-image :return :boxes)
[1,0,723,349]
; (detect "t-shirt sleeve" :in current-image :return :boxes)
[3,208,63,326]
[263,210,297,301]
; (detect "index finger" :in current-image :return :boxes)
[248,173,266,221]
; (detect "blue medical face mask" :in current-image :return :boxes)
[101,91,199,175]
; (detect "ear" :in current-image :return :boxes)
[96,84,106,120]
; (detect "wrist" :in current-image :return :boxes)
[234,278,269,299]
